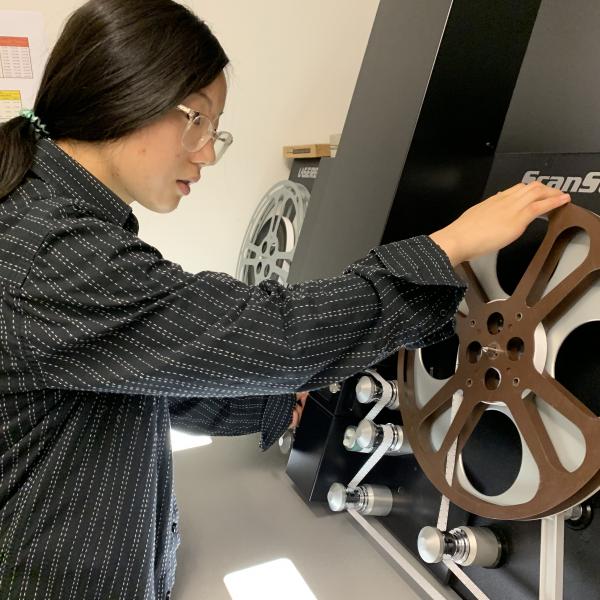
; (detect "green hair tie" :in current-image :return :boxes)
[19,108,49,137]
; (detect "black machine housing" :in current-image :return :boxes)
[285,1,600,598]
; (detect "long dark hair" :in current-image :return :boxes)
[0,0,229,198]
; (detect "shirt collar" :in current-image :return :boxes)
[31,138,137,231]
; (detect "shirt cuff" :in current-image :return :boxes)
[259,393,297,450]
[372,235,466,289]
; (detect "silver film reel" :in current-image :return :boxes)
[236,181,310,286]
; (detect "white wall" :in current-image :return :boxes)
[151,0,380,276]
[3,0,379,275]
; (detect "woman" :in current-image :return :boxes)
[0,0,570,598]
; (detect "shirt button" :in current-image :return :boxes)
[172,522,178,533]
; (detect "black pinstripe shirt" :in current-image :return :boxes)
[0,139,465,599]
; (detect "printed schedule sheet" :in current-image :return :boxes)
[0,11,45,123]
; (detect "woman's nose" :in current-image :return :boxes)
[190,139,216,165]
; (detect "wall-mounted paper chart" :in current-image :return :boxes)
[0,11,45,124]
[0,37,33,79]
[0,90,22,122]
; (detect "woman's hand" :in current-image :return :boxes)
[289,392,308,429]
[429,182,571,266]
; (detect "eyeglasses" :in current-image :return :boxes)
[176,104,233,164]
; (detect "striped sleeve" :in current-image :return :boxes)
[168,393,296,450]
[17,212,466,400]
[371,235,465,350]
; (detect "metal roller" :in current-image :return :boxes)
[343,420,412,456]
[355,374,399,409]
[327,482,394,516]
[418,525,504,568]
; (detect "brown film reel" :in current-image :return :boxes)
[398,203,600,520]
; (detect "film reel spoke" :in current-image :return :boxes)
[417,375,461,423]
[269,265,290,281]
[269,214,281,234]
[245,242,261,258]
[436,398,481,459]
[508,392,567,476]
[534,264,595,326]
[272,249,294,262]
[512,220,570,304]
[528,370,596,429]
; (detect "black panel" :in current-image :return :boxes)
[498,0,600,154]
[497,219,548,296]
[461,410,523,497]
[382,0,542,244]
[555,322,600,417]
[482,153,600,216]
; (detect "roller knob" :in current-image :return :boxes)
[354,419,377,450]
[342,426,366,452]
[418,526,446,564]
[355,374,399,409]
[418,525,503,568]
[327,483,348,512]
[355,376,378,404]
[327,483,394,516]
[347,420,412,455]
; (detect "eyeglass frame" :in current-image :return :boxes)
[175,104,233,163]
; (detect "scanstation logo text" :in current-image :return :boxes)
[522,170,600,193]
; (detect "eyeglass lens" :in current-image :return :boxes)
[183,116,229,161]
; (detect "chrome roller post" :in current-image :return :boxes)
[327,482,394,516]
[350,420,412,456]
[355,374,399,409]
[418,525,504,568]
[342,425,370,453]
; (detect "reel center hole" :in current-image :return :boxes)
[487,312,504,335]
[485,368,501,390]
[467,341,483,364]
[507,337,525,361]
